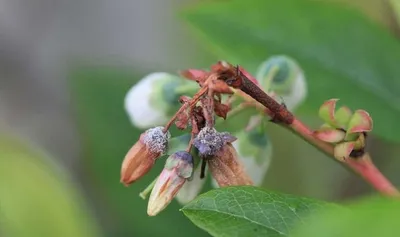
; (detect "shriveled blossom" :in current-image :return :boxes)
[120,126,170,185]
[121,56,309,215]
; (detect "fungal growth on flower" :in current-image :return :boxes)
[121,56,313,216]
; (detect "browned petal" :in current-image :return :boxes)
[208,143,254,187]
[120,134,159,186]
[179,69,209,84]
[214,101,230,120]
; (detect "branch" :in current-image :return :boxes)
[223,67,400,197]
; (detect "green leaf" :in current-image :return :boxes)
[0,136,101,237]
[389,0,400,27]
[182,186,335,237]
[182,0,400,143]
[292,196,400,237]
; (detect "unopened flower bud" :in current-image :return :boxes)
[147,151,194,216]
[256,55,307,111]
[208,143,254,187]
[125,72,197,129]
[120,126,170,185]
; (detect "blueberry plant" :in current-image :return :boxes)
[118,1,400,236]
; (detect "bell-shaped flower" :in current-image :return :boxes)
[125,72,198,129]
[232,128,273,186]
[255,55,307,111]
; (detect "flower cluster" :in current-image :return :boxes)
[315,99,373,161]
[121,56,308,216]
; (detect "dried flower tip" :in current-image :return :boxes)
[147,151,194,216]
[143,126,170,154]
[193,127,236,157]
[208,143,253,187]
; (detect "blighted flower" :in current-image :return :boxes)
[208,143,253,187]
[256,55,307,111]
[193,127,237,157]
[147,151,194,216]
[120,126,170,185]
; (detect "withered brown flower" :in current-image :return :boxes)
[208,143,254,187]
[120,126,170,186]
[193,126,254,187]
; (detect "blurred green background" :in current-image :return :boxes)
[1,0,400,236]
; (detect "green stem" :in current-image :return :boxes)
[139,177,158,200]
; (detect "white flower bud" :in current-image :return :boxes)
[124,73,171,129]
[256,55,307,111]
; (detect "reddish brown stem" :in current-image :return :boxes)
[348,156,400,197]
[235,72,293,124]
[289,119,399,197]
[221,67,399,197]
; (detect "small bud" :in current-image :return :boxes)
[256,55,307,111]
[334,142,355,162]
[193,127,236,157]
[147,151,194,216]
[120,126,170,185]
[208,143,254,187]
[125,72,197,129]
[314,128,346,143]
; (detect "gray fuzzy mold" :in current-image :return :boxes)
[143,126,171,154]
[193,127,236,157]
